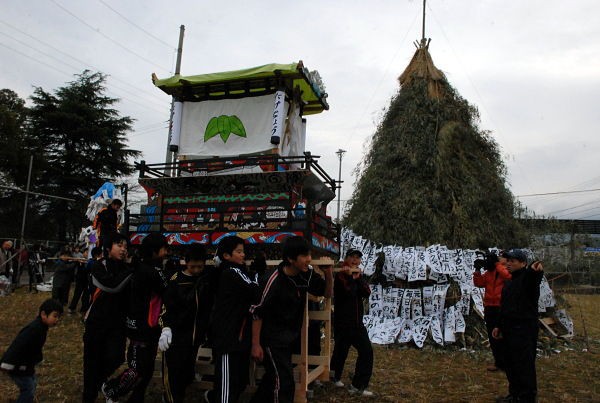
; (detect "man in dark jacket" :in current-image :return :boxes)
[95,199,122,248]
[492,249,544,403]
[250,236,333,403]
[82,233,134,403]
[159,244,217,403]
[330,249,374,397]
[102,232,169,402]
[0,298,63,403]
[207,235,259,403]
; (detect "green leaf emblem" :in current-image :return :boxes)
[204,115,247,143]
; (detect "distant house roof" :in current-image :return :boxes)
[152,61,329,115]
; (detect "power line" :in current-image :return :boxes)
[545,200,600,217]
[98,0,175,50]
[0,28,165,112]
[0,41,72,76]
[0,21,168,113]
[556,205,600,219]
[0,19,168,103]
[517,188,600,198]
[49,0,171,73]
[0,30,81,71]
[0,40,166,115]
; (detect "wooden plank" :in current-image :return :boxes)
[539,317,558,337]
[306,365,326,384]
[291,354,329,366]
[308,310,329,321]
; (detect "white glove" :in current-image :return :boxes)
[158,327,172,352]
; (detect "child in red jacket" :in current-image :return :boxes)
[473,251,511,371]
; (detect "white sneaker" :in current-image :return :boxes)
[101,383,119,403]
[333,379,345,387]
[349,384,374,397]
[360,389,374,397]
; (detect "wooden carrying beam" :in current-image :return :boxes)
[153,293,333,403]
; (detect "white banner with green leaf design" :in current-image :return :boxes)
[178,93,289,158]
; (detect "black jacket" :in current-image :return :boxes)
[96,207,118,237]
[85,258,133,330]
[500,265,543,324]
[0,317,48,376]
[52,259,76,286]
[126,259,168,342]
[210,262,259,353]
[333,272,371,329]
[250,263,325,348]
[160,267,218,347]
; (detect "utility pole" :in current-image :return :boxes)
[16,155,33,279]
[165,24,185,176]
[335,149,346,225]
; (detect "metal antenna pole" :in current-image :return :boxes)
[335,149,346,225]
[17,155,33,281]
[165,25,185,176]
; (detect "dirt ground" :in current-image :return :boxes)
[0,289,598,402]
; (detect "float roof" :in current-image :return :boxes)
[152,61,329,115]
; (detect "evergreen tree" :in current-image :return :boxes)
[0,89,33,238]
[345,44,527,249]
[28,71,140,241]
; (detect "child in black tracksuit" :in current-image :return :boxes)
[160,244,217,403]
[102,233,169,402]
[51,249,76,305]
[250,236,333,403]
[82,234,134,403]
[1,299,63,403]
[207,236,259,403]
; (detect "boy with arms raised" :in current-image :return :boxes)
[207,235,259,403]
[1,298,63,403]
[250,236,333,403]
[160,244,217,403]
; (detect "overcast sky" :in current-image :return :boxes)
[1,0,599,221]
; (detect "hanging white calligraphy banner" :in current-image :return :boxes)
[422,286,434,316]
[411,289,423,318]
[416,247,428,281]
[538,276,556,312]
[455,309,466,333]
[443,306,457,343]
[398,319,413,343]
[430,315,444,345]
[426,244,442,273]
[394,247,407,280]
[400,289,413,319]
[555,309,574,336]
[432,284,450,318]
[471,287,485,318]
[412,316,432,348]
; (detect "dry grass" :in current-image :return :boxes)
[0,290,598,402]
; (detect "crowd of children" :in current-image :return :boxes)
[2,232,359,402]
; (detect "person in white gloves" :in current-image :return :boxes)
[160,244,218,403]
